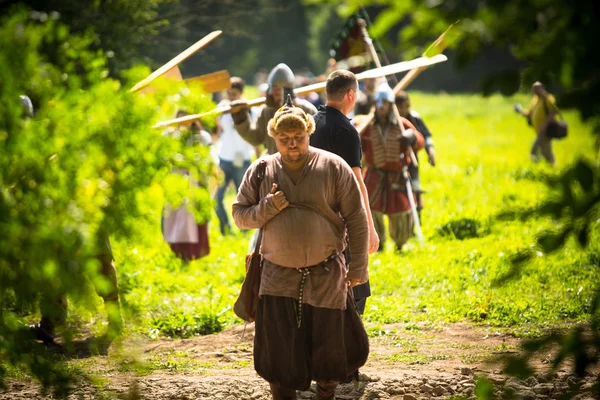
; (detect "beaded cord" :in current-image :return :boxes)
[294,252,339,328]
[296,267,311,328]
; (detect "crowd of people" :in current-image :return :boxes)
[160,63,566,399]
[23,57,565,398]
[157,63,443,399]
[161,62,449,262]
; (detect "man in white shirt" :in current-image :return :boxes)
[215,77,256,235]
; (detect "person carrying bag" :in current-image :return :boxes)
[515,81,565,165]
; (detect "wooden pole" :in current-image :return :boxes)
[152,55,446,129]
[130,30,222,93]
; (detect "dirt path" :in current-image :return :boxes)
[3,323,597,399]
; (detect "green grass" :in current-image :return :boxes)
[373,352,451,365]
[68,92,599,338]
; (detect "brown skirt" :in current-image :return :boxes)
[168,224,210,261]
[254,294,369,390]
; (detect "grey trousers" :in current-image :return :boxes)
[530,131,556,164]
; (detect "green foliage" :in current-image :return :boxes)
[475,377,494,400]
[0,0,173,75]
[148,285,225,338]
[339,0,600,136]
[494,159,600,397]
[435,218,488,240]
[496,159,600,280]
[2,75,599,393]
[0,9,215,393]
[150,310,223,338]
[107,92,599,343]
[113,226,245,340]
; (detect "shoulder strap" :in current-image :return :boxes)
[252,160,268,254]
[542,97,563,120]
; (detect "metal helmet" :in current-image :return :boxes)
[374,82,394,108]
[266,63,295,107]
[20,95,34,117]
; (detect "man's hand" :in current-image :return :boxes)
[426,146,436,167]
[268,183,289,211]
[230,100,249,124]
[345,278,364,288]
[399,128,417,146]
[368,227,380,254]
[514,103,524,115]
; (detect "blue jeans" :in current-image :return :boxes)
[215,159,251,234]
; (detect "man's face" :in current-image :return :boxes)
[271,86,284,106]
[532,83,545,97]
[227,88,242,101]
[274,129,310,164]
[396,101,410,117]
[376,102,392,119]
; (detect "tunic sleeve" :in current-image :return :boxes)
[403,118,425,153]
[232,160,280,229]
[335,162,369,282]
[234,106,268,147]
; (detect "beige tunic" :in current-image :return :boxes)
[232,147,368,309]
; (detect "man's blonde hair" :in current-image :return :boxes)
[267,106,315,137]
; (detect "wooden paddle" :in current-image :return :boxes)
[184,70,231,94]
[153,54,448,129]
[129,30,223,93]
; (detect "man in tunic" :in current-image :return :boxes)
[309,70,378,316]
[395,91,436,224]
[230,63,317,155]
[361,83,424,251]
[233,99,369,400]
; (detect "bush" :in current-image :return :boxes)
[0,9,215,393]
[435,218,488,240]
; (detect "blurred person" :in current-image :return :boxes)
[162,110,212,260]
[254,68,268,87]
[309,70,379,316]
[395,91,436,223]
[361,83,424,252]
[214,77,256,235]
[515,81,559,165]
[306,75,327,110]
[354,78,376,116]
[230,63,317,155]
[325,57,337,76]
[232,99,369,400]
[258,82,270,97]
